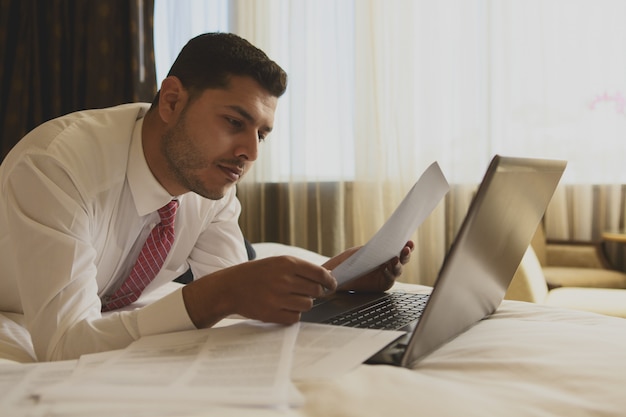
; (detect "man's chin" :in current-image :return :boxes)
[201,191,226,200]
[194,186,230,201]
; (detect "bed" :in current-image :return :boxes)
[2,243,626,416]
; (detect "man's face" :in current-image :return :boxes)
[161,76,277,200]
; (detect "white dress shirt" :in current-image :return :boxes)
[0,103,248,361]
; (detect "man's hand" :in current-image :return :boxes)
[182,256,337,328]
[323,241,414,293]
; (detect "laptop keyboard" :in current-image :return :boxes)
[323,292,430,330]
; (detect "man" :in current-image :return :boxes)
[0,33,412,361]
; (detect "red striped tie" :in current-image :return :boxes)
[102,200,179,311]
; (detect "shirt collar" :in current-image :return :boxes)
[127,116,176,217]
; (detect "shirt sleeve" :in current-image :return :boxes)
[136,286,196,336]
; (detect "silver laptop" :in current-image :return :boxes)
[301,155,566,368]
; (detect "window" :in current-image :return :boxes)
[155,0,626,184]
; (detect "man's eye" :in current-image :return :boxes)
[258,134,266,143]
[226,117,243,128]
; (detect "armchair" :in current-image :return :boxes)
[505,246,626,318]
[531,223,626,289]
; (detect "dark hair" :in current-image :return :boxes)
[151,32,287,106]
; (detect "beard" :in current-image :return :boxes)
[161,109,233,200]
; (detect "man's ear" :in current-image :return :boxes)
[158,76,187,124]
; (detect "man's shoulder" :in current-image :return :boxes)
[7,103,150,158]
[60,103,150,124]
[1,103,151,196]
[48,103,150,141]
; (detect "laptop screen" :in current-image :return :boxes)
[401,156,566,367]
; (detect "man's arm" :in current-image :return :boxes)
[3,155,142,361]
[182,256,337,328]
[180,240,413,329]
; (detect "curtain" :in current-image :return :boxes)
[246,0,626,281]
[155,0,626,283]
[231,0,461,284]
[230,0,494,284]
[0,0,156,160]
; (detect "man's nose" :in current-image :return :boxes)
[235,132,259,161]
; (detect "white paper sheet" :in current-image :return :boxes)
[18,320,405,416]
[39,321,300,409]
[331,162,449,286]
[0,360,76,416]
[292,323,404,380]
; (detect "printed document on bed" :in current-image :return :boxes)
[32,320,403,415]
[332,162,449,286]
[38,321,300,409]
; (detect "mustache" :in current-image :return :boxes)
[218,158,247,169]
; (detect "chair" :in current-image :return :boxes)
[531,223,626,289]
[505,246,626,318]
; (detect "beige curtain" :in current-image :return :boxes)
[238,181,351,257]
[238,180,449,286]
[234,0,454,285]
[225,0,626,284]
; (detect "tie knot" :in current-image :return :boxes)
[158,200,179,226]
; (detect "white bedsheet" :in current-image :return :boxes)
[2,243,626,416]
[297,300,626,417]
